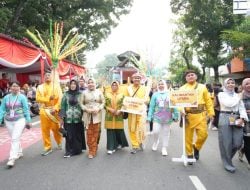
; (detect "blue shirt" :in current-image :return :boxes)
[0,93,31,123]
[147,91,179,124]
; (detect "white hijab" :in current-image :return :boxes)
[219,78,240,107]
[157,79,167,93]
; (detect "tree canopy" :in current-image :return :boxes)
[170,0,243,82]
[0,0,132,50]
[221,17,250,59]
[94,53,119,84]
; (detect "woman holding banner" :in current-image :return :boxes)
[124,72,149,154]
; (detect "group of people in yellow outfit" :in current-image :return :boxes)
[34,68,250,174]
[3,67,250,173]
[35,69,212,157]
[35,70,149,158]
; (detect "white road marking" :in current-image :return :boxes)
[31,121,40,126]
[189,176,207,190]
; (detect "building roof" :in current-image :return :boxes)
[117,51,140,61]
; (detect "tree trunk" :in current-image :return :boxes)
[201,66,206,82]
[5,0,28,34]
[182,46,190,69]
[213,66,219,82]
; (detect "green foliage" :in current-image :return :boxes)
[221,17,250,59]
[170,0,244,81]
[168,58,201,85]
[94,54,119,84]
[0,0,132,50]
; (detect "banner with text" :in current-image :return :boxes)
[169,90,198,108]
[121,96,146,115]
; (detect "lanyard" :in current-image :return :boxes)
[9,95,19,110]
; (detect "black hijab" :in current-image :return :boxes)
[67,79,79,106]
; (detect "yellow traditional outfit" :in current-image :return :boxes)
[105,90,124,130]
[104,81,128,153]
[125,84,149,151]
[179,81,214,157]
[36,80,63,153]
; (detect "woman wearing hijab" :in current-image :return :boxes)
[80,78,105,159]
[60,79,86,158]
[147,80,179,156]
[104,81,129,154]
[218,78,248,173]
[0,81,32,168]
[240,78,250,169]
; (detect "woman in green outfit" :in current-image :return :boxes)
[59,79,86,158]
[104,81,128,154]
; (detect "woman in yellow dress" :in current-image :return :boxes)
[104,81,128,154]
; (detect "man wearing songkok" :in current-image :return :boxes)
[36,70,63,156]
[179,70,214,164]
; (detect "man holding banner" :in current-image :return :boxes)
[124,73,149,154]
[180,70,214,164]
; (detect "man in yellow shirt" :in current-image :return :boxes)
[180,70,214,164]
[36,70,63,156]
[125,73,149,154]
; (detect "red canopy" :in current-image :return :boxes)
[0,34,86,80]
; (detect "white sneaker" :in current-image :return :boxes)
[162,147,168,156]
[107,150,113,155]
[212,127,218,131]
[7,159,15,167]
[117,145,122,149]
[17,153,24,159]
[152,140,159,151]
[146,131,152,136]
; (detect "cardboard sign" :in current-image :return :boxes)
[120,96,146,115]
[169,90,198,108]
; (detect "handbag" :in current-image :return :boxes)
[123,112,128,119]
[244,122,250,135]
[123,87,140,120]
[59,127,67,137]
[228,114,243,128]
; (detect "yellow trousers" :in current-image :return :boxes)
[40,109,62,150]
[128,114,145,148]
[185,112,208,156]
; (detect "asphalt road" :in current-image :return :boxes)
[0,118,250,190]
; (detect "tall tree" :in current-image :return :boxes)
[221,17,250,59]
[0,0,132,50]
[170,0,243,81]
[94,54,119,84]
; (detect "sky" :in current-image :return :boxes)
[85,0,174,70]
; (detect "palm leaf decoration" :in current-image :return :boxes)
[27,21,85,69]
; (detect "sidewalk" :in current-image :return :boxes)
[0,127,42,162]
